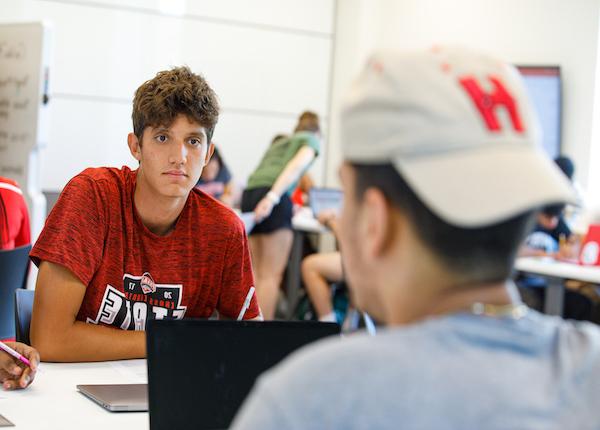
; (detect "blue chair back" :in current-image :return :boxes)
[0,245,31,339]
[15,289,34,344]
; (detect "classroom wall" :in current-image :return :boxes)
[327,0,600,201]
[0,0,335,191]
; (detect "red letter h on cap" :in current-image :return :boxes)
[459,75,525,133]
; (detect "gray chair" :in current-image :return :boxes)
[15,289,34,345]
[0,245,31,340]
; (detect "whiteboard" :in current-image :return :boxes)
[0,21,52,241]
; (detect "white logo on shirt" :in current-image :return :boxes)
[86,273,187,330]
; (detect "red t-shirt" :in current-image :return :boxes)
[31,167,259,330]
[0,177,31,250]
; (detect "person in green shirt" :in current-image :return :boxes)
[241,112,321,319]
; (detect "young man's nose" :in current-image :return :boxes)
[169,140,188,164]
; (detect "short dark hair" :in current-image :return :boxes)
[132,66,219,142]
[541,203,565,217]
[351,163,536,282]
[554,156,575,181]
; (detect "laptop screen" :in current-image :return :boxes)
[146,319,340,430]
[309,187,343,217]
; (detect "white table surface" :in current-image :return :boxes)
[515,257,600,283]
[0,359,148,429]
[515,257,600,316]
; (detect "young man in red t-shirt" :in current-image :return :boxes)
[29,67,261,362]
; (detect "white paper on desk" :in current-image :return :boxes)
[292,212,325,233]
[109,360,147,384]
[239,212,256,234]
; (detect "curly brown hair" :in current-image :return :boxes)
[132,66,219,143]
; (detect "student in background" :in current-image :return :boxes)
[520,203,571,257]
[554,155,587,234]
[0,180,37,389]
[520,155,580,259]
[0,342,39,390]
[0,177,30,249]
[29,67,260,362]
[241,113,321,319]
[301,209,344,323]
[232,47,600,428]
[518,202,596,321]
[195,146,235,206]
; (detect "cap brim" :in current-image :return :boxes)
[395,145,577,227]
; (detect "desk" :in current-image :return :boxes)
[284,212,327,319]
[0,360,148,429]
[515,257,600,316]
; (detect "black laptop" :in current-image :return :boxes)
[146,319,340,430]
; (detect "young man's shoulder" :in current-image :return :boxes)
[238,315,600,428]
[254,330,409,396]
[60,166,134,202]
[59,166,131,193]
[188,188,246,234]
[291,131,320,151]
[258,312,600,392]
[233,330,418,429]
[74,166,133,184]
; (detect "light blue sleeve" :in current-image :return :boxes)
[229,379,296,430]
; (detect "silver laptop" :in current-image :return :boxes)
[77,383,148,412]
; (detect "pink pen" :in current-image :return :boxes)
[0,340,32,368]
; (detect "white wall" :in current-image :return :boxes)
[0,0,335,190]
[328,0,600,197]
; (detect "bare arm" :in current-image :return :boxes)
[219,181,235,207]
[254,146,316,222]
[270,146,316,197]
[30,261,145,362]
[317,209,340,238]
[517,245,550,258]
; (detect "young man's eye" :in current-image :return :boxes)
[189,138,202,147]
[155,135,167,143]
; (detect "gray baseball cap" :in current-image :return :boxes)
[341,46,575,227]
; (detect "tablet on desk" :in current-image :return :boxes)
[77,383,148,412]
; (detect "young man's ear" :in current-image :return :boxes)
[127,133,142,162]
[204,142,215,166]
[361,188,396,259]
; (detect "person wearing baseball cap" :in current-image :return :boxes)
[231,47,600,428]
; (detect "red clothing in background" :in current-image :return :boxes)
[0,177,31,249]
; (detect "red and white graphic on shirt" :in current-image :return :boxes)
[86,273,187,330]
[459,75,525,133]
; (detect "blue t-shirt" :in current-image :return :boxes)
[196,164,232,199]
[232,310,600,429]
